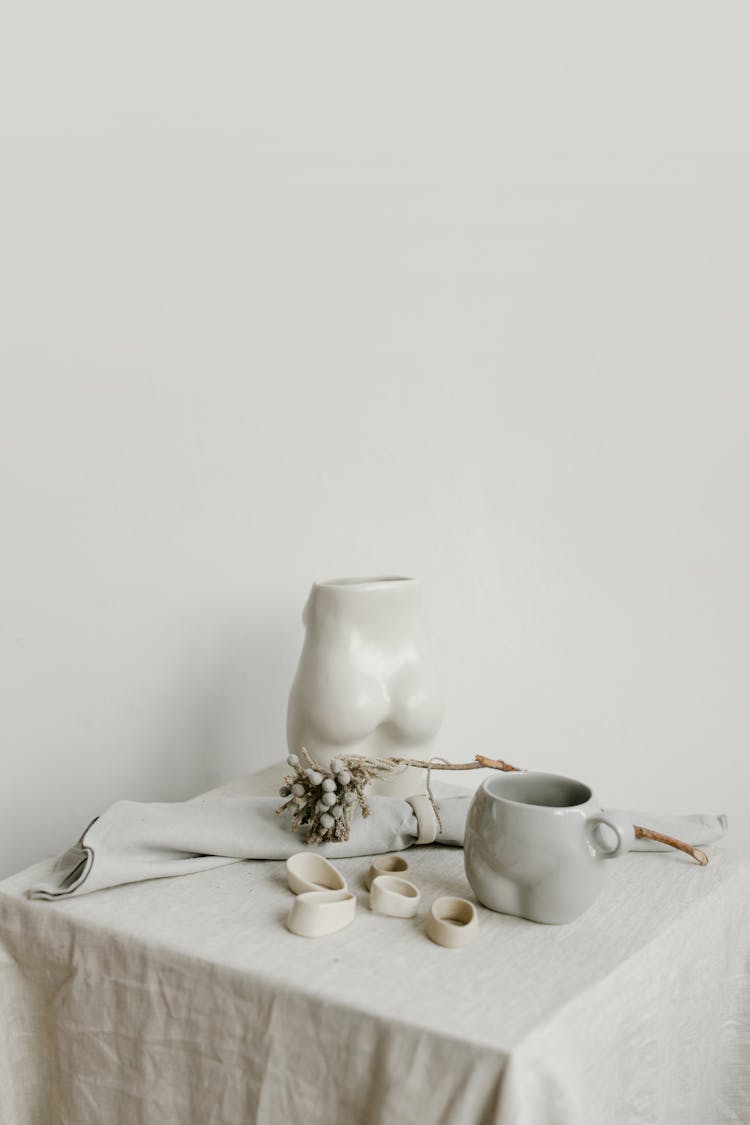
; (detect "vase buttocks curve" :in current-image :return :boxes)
[287,577,444,798]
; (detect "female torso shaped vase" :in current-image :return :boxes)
[286,577,444,798]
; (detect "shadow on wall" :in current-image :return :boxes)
[142,605,298,801]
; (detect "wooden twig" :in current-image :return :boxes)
[391,755,522,773]
[474,755,522,772]
[634,825,708,866]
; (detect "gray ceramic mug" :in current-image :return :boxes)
[464,771,634,924]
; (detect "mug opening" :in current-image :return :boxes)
[484,771,591,809]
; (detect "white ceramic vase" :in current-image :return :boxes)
[286,576,444,798]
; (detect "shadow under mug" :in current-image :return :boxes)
[464,771,634,924]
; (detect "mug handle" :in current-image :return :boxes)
[586,814,633,859]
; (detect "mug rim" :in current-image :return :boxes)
[483,770,592,810]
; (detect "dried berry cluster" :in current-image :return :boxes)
[276,748,401,844]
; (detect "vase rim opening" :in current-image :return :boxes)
[316,576,417,589]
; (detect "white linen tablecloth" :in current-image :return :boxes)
[1,838,749,1125]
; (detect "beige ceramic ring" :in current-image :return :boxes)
[426,897,478,949]
[370,875,421,918]
[286,853,347,896]
[365,854,410,890]
[287,889,356,938]
[406,794,439,845]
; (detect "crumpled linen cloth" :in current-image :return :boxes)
[2,844,750,1125]
[28,786,727,899]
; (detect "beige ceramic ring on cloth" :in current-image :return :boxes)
[370,875,421,918]
[287,890,356,938]
[365,854,410,890]
[286,853,347,896]
[426,897,478,949]
[406,794,439,845]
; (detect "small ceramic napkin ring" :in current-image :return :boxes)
[286,853,347,896]
[370,875,421,918]
[406,794,439,845]
[287,890,356,938]
[365,854,410,890]
[426,897,478,949]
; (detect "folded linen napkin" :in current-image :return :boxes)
[28,793,727,901]
[29,794,467,900]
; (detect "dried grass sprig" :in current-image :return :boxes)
[275,749,405,845]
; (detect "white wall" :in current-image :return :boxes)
[1,4,748,878]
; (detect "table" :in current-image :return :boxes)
[1,827,749,1123]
